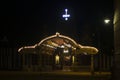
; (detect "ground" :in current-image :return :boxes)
[0,71,111,80]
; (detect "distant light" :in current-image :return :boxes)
[64,43,71,47]
[62,9,70,21]
[104,19,110,24]
[63,49,69,53]
[65,18,68,20]
[55,55,59,64]
[61,45,65,48]
[83,52,87,55]
[72,56,75,64]
[65,9,68,12]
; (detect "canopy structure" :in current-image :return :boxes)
[18,32,98,55]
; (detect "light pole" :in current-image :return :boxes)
[98,18,112,73]
[99,18,114,72]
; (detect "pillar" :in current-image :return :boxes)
[91,55,94,74]
[22,54,25,71]
[38,53,41,70]
[29,54,32,71]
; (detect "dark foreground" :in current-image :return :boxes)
[0,71,111,80]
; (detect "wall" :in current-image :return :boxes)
[114,0,120,79]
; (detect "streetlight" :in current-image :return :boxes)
[104,19,110,24]
[97,18,112,73]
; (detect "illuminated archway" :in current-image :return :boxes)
[18,32,98,55]
[18,32,99,72]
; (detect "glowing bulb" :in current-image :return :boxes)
[104,19,110,24]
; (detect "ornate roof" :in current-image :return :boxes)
[18,32,98,55]
[38,32,77,46]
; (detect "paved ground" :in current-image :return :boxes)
[0,71,112,80]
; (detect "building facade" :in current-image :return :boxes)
[18,32,98,72]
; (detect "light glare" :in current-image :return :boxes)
[104,19,110,24]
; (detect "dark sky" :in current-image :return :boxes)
[0,0,114,46]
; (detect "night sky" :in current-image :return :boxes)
[0,0,114,47]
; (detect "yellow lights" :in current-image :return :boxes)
[18,45,36,53]
[38,32,77,46]
[78,44,99,54]
[104,19,110,24]
[56,32,60,36]
[18,32,98,55]
[55,55,59,64]
[72,56,75,64]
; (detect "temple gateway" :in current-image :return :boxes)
[18,32,98,72]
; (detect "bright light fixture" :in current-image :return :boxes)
[104,19,110,24]
[61,45,65,48]
[63,49,69,53]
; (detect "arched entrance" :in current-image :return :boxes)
[53,47,73,70]
[18,32,98,71]
[37,32,77,70]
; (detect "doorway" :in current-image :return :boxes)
[54,47,72,70]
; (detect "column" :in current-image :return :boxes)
[29,54,32,71]
[22,54,25,71]
[91,55,94,74]
[99,53,102,72]
[38,53,41,70]
[103,54,106,70]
